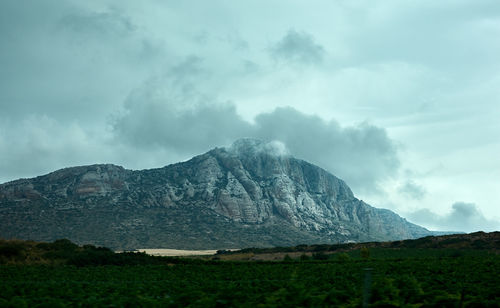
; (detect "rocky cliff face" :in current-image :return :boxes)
[0,139,432,249]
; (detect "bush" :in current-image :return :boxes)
[335,253,351,262]
[51,239,79,250]
[37,239,78,251]
[312,252,329,260]
[0,242,25,258]
[361,247,371,259]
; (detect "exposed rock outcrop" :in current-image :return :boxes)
[0,139,433,249]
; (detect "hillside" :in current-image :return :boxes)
[214,231,499,261]
[1,232,498,265]
[1,139,434,250]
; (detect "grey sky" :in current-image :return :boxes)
[1,0,499,232]
[407,202,499,233]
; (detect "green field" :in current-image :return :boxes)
[1,236,499,307]
[1,254,499,307]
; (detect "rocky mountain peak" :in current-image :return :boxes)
[0,141,434,250]
[44,164,126,182]
[210,139,354,201]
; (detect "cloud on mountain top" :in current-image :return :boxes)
[253,107,399,193]
[112,62,400,194]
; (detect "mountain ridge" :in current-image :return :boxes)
[1,139,435,250]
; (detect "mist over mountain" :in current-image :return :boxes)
[0,139,434,250]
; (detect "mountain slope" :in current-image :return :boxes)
[0,139,432,249]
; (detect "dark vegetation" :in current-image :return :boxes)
[1,232,499,307]
[228,231,500,255]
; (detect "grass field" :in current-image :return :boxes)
[1,235,499,307]
[1,252,499,307]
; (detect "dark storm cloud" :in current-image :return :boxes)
[270,30,325,65]
[397,181,426,200]
[253,108,400,193]
[114,101,252,154]
[112,57,253,154]
[408,202,499,232]
[112,61,399,193]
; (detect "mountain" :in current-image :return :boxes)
[0,139,434,250]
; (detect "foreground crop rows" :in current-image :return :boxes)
[1,255,499,307]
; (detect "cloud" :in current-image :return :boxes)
[397,180,426,200]
[229,139,290,157]
[0,1,165,123]
[114,100,252,155]
[253,108,400,193]
[58,8,136,38]
[114,104,399,194]
[0,115,112,183]
[112,61,400,194]
[270,30,325,65]
[112,57,253,155]
[407,202,500,232]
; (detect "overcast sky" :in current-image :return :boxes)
[1,0,499,232]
